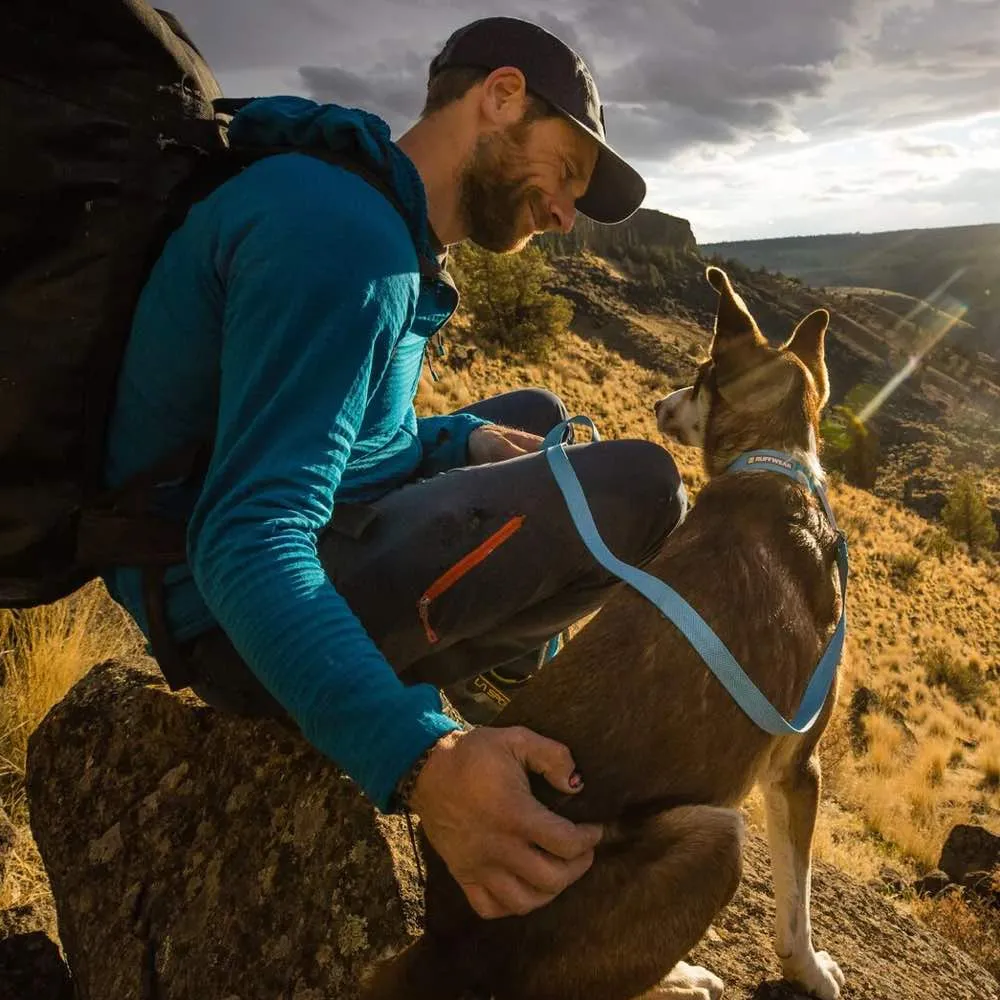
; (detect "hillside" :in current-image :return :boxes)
[1,234,998,995]
[534,239,1000,541]
[702,223,1000,360]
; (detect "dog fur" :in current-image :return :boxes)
[364,266,846,1000]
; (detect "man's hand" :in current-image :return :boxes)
[468,424,544,465]
[409,727,603,919]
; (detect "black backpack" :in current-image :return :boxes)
[0,0,418,615]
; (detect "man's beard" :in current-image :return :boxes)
[458,128,541,253]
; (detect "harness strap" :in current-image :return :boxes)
[542,418,847,736]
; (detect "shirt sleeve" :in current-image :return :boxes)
[186,155,460,810]
[416,412,491,475]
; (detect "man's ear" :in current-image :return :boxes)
[479,66,529,127]
[706,266,767,356]
[783,309,830,407]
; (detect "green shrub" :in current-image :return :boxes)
[920,644,987,705]
[887,550,923,591]
[917,529,956,562]
[941,473,998,555]
[821,385,882,488]
[449,243,573,362]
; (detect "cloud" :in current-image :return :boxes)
[298,65,425,129]
[158,0,1000,238]
[890,166,1000,206]
[163,0,999,158]
[896,137,961,157]
[163,0,347,71]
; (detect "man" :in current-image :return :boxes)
[101,16,686,920]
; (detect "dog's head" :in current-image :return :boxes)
[655,266,830,475]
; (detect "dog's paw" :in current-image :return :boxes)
[657,960,725,999]
[782,949,845,999]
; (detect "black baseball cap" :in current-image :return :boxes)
[429,16,646,224]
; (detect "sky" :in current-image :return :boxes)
[165,0,1000,244]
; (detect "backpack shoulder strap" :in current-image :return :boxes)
[210,97,442,281]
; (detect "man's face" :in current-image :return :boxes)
[459,113,599,253]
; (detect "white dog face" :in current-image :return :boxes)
[654,374,711,448]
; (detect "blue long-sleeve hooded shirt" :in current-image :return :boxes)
[102,97,483,809]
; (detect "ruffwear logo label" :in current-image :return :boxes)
[747,454,795,470]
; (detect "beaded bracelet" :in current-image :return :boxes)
[390,743,436,814]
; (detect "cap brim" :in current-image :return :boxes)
[554,108,646,224]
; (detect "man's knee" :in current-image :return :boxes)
[511,388,567,435]
[621,438,686,529]
[578,439,686,561]
[459,387,567,437]
[603,437,684,501]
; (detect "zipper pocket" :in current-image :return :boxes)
[417,515,525,644]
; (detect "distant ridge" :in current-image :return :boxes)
[703,223,1000,358]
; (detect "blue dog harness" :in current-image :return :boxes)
[541,417,848,736]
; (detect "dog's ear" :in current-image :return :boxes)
[716,353,800,412]
[706,267,767,354]
[783,309,830,407]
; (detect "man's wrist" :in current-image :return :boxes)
[391,730,462,814]
[391,745,434,813]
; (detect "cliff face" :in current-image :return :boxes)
[703,223,1000,359]
[545,207,698,256]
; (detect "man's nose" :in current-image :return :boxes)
[548,198,577,235]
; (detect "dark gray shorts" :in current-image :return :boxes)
[185,388,686,717]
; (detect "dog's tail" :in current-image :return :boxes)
[362,936,471,1000]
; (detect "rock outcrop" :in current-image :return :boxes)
[913,824,1000,909]
[939,824,1000,885]
[25,658,421,1000]
[688,834,998,1000]
[25,658,1000,1000]
[546,207,698,256]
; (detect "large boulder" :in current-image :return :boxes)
[939,824,1000,884]
[913,869,953,898]
[24,657,1000,1000]
[25,658,422,1000]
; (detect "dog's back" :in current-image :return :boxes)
[500,470,841,822]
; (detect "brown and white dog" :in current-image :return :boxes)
[365,266,846,1000]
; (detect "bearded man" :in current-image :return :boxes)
[101,16,685,919]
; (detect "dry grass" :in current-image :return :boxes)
[911,893,1000,981]
[0,582,142,910]
[980,738,1000,793]
[819,485,999,814]
[0,583,142,811]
